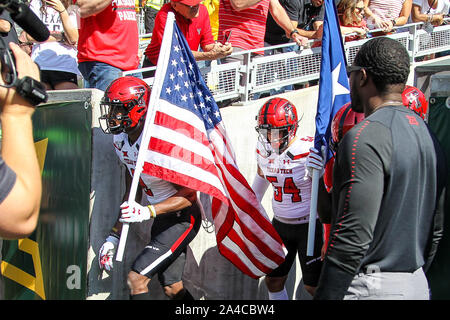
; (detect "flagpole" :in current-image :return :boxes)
[115,12,176,262]
[307,169,319,256]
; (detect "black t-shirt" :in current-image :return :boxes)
[0,11,19,49]
[297,0,325,30]
[264,0,301,45]
[315,105,439,299]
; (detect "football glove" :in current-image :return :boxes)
[98,235,119,271]
[119,201,156,223]
[304,147,325,180]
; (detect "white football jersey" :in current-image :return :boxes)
[256,136,314,220]
[113,133,178,204]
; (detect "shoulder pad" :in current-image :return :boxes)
[285,137,312,161]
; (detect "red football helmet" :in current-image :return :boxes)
[324,102,364,192]
[255,97,299,154]
[402,85,428,120]
[330,102,365,152]
[99,76,151,134]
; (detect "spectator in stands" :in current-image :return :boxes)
[296,0,325,41]
[142,0,232,79]
[260,0,303,98]
[25,0,80,90]
[411,0,446,26]
[337,0,369,42]
[364,0,413,33]
[142,0,167,34]
[411,0,448,60]
[218,0,308,105]
[76,0,141,91]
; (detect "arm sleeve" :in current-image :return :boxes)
[314,122,392,300]
[423,128,447,273]
[0,157,17,204]
[251,173,270,202]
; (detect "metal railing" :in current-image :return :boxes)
[124,19,450,103]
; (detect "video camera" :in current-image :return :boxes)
[0,0,49,105]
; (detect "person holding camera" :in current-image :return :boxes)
[0,10,19,50]
[0,42,44,238]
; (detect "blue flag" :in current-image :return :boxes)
[314,0,351,163]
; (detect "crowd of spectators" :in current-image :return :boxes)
[0,0,448,94]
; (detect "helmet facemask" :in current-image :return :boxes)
[256,124,294,155]
[255,97,300,155]
[99,101,134,134]
[98,76,151,135]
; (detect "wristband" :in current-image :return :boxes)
[289,29,299,38]
[108,231,120,240]
[391,19,396,26]
[148,205,157,219]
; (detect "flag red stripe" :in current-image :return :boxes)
[229,214,285,265]
[212,155,282,242]
[148,137,219,177]
[213,125,236,165]
[217,242,259,279]
[154,111,209,148]
[214,200,284,266]
[227,227,275,274]
[142,162,229,204]
[211,199,235,235]
[212,162,285,263]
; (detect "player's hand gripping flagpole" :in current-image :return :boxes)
[307,0,351,256]
[115,13,177,262]
[115,13,285,278]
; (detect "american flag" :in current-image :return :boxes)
[136,14,285,278]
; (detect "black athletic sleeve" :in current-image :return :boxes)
[423,128,447,273]
[314,121,392,300]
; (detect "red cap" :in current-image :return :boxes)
[172,0,203,6]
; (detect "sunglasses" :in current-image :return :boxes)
[346,65,365,77]
[355,6,365,12]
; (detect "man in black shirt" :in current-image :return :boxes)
[314,37,441,300]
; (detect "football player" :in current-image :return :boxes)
[251,97,323,299]
[97,76,200,300]
[312,102,365,260]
